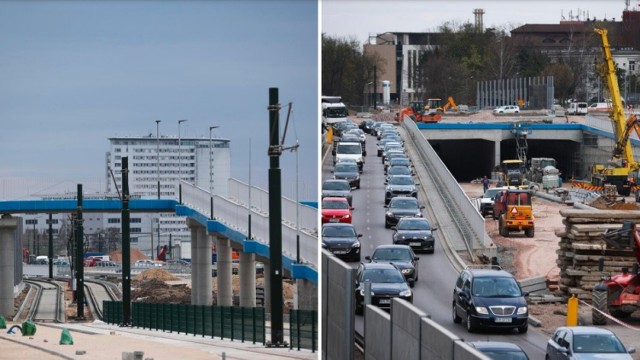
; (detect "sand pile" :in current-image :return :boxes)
[109,248,149,263]
[134,268,179,282]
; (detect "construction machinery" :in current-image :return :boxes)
[500,159,526,187]
[591,220,640,325]
[492,188,535,237]
[395,100,442,123]
[587,28,639,196]
[442,96,458,112]
[528,157,561,189]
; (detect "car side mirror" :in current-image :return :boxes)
[415,183,421,186]
[332,150,336,155]
[408,278,415,288]
[432,227,438,232]
[365,256,371,261]
[522,291,529,297]
[420,206,425,209]
[363,150,367,156]
[357,234,363,238]
[391,226,397,230]
[627,347,636,354]
[414,257,420,261]
[558,347,569,354]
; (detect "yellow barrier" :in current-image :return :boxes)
[566,294,578,326]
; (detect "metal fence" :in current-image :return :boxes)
[103,301,266,344]
[290,309,317,352]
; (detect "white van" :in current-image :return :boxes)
[568,102,588,115]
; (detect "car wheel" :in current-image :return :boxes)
[518,323,528,334]
[592,288,608,325]
[466,313,476,332]
[385,221,390,229]
[499,216,509,237]
[525,227,534,237]
[452,303,461,323]
[355,303,363,315]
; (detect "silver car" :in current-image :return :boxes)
[546,326,635,359]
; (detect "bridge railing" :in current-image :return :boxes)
[179,182,317,267]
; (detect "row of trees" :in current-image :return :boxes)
[323,21,638,108]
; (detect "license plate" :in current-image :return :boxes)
[410,242,422,246]
[379,299,391,304]
[495,317,512,323]
[329,219,339,222]
[333,250,347,254]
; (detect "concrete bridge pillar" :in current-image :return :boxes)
[262,262,271,312]
[215,236,233,306]
[494,140,501,171]
[294,278,317,311]
[0,215,18,317]
[195,226,211,305]
[239,251,256,307]
[187,219,202,305]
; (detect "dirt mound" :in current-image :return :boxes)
[109,248,149,263]
[134,268,179,282]
[588,196,640,210]
[133,278,191,304]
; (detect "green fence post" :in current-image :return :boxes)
[220,306,224,340]
[210,304,214,339]
[241,307,245,343]
[230,306,234,341]
[312,310,316,353]
[201,305,205,338]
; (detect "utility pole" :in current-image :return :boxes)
[267,88,285,346]
[121,157,132,326]
[156,120,161,199]
[48,213,53,279]
[75,184,85,320]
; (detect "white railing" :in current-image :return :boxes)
[227,179,317,233]
[179,181,317,268]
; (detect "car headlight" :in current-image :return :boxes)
[401,268,413,274]
[360,289,374,296]
[475,306,489,314]
[352,242,360,248]
[343,214,351,219]
[517,306,528,315]
[416,212,422,217]
[386,211,393,217]
[399,289,412,297]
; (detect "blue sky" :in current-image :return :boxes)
[0,0,318,200]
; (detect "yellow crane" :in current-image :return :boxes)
[589,28,639,196]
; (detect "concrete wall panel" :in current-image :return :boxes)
[364,305,391,360]
[322,250,354,360]
[420,316,460,360]
[391,299,428,360]
[453,340,492,360]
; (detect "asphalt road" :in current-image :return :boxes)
[322,123,550,358]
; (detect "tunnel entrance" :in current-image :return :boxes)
[429,139,581,182]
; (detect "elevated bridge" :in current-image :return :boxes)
[0,179,317,318]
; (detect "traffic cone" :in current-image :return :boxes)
[0,314,6,329]
[59,328,74,345]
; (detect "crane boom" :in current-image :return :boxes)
[589,28,639,196]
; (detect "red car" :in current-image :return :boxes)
[322,197,353,224]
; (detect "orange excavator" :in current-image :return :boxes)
[395,100,443,123]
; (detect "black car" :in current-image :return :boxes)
[384,175,418,204]
[322,179,353,206]
[359,119,376,135]
[384,196,424,228]
[321,223,362,262]
[366,245,419,283]
[468,341,529,360]
[392,217,438,253]
[355,262,413,314]
[452,266,529,334]
[332,162,360,189]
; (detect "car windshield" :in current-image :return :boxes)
[323,199,349,209]
[326,107,348,117]
[323,181,350,191]
[372,248,412,261]
[334,163,358,173]
[572,334,626,354]
[389,198,418,209]
[337,143,361,154]
[390,159,410,166]
[362,269,405,283]
[484,188,502,198]
[388,167,411,176]
[472,277,521,297]
[479,350,528,360]
[388,177,414,185]
[322,226,356,238]
[397,219,430,230]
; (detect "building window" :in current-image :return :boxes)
[25,219,37,225]
[131,228,142,233]
[131,218,141,223]
[108,218,121,224]
[630,61,635,72]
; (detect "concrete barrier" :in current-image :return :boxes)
[453,340,492,360]
[391,299,428,359]
[420,316,460,360]
[364,305,391,360]
[322,251,354,360]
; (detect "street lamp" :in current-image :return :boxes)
[209,125,219,219]
[156,120,161,199]
[178,119,188,183]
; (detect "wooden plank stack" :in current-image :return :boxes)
[555,209,639,301]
